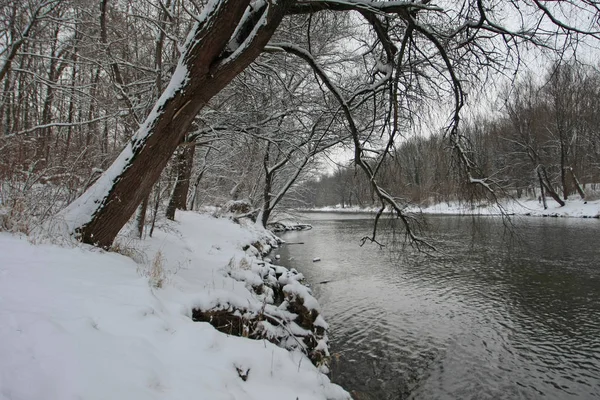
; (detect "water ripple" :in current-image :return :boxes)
[280,215,600,400]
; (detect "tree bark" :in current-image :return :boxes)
[135,195,149,238]
[261,174,272,227]
[166,142,195,220]
[61,0,289,248]
[537,169,547,209]
[561,152,568,200]
[260,186,272,228]
[260,143,272,228]
[568,167,586,199]
[537,165,565,207]
[189,148,210,211]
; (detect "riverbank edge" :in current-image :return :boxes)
[298,198,600,219]
[0,211,350,400]
[202,217,338,375]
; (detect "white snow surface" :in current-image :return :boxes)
[302,198,600,218]
[283,281,321,313]
[0,212,349,400]
[410,198,600,218]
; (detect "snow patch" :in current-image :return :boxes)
[300,198,600,219]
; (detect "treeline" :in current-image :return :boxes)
[298,63,600,209]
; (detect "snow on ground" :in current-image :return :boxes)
[0,211,349,400]
[302,198,600,218]
[411,198,600,218]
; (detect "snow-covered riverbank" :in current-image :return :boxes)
[301,198,600,219]
[0,212,349,400]
[414,198,600,218]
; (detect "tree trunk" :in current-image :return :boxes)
[261,144,272,228]
[149,183,161,238]
[136,194,149,238]
[538,165,565,207]
[568,167,585,199]
[537,170,547,210]
[166,143,195,220]
[261,173,272,228]
[189,156,209,210]
[60,0,288,248]
[561,159,568,200]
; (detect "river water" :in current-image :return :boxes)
[277,213,600,400]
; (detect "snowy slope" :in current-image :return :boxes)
[0,212,349,400]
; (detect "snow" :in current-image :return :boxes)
[0,212,349,400]
[283,281,321,313]
[302,205,380,213]
[179,0,220,52]
[410,198,600,218]
[225,0,266,55]
[301,198,600,218]
[314,315,329,330]
[220,1,269,65]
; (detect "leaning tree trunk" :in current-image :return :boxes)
[60,0,288,248]
[568,167,586,200]
[537,165,565,207]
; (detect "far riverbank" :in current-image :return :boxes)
[299,198,600,219]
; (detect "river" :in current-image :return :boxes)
[277,213,600,400]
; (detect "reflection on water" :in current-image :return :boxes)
[278,214,600,400]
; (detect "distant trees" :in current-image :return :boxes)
[298,62,600,209]
[502,62,599,206]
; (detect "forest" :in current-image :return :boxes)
[0,0,599,246]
